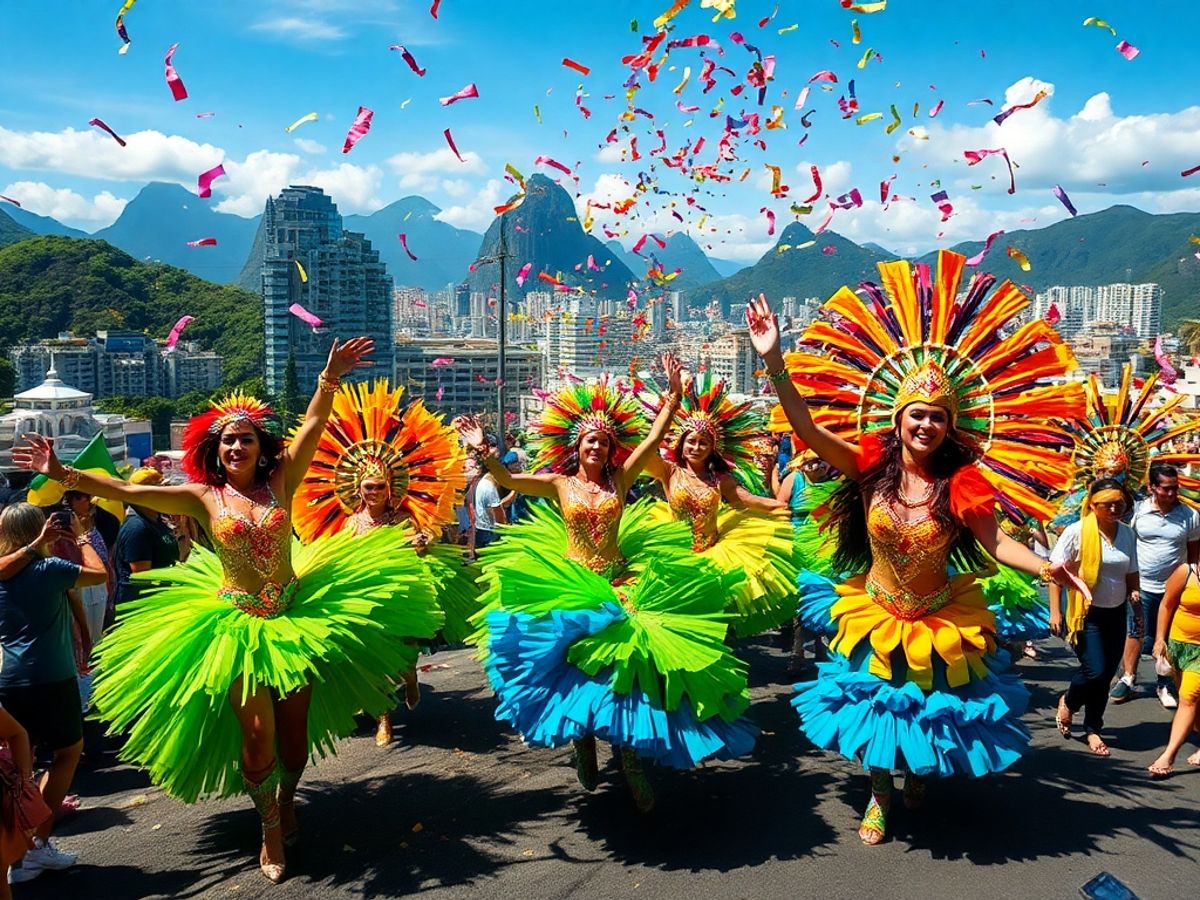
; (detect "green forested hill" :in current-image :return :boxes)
[0,235,262,384]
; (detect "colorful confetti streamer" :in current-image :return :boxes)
[440,83,479,106]
[1006,246,1031,271]
[294,260,308,283]
[165,315,194,349]
[388,45,427,76]
[342,106,373,153]
[164,43,188,101]
[964,147,1016,194]
[993,89,1049,126]
[562,57,590,76]
[1082,17,1117,36]
[196,163,225,198]
[1052,184,1078,215]
[443,128,465,162]
[965,230,1003,266]
[1116,40,1139,60]
[285,112,319,133]
[185,238,217,247]
[115,0,137,54]
[289,302,323,328]
[398,233,418,261]
[88,117,126,146]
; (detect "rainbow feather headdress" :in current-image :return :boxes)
[529,377,646,473]
[1067,363,1200,509]
[291,379,466,542]
[774,249,1086,521]
[640,370,768,492]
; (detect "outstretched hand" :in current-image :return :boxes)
[12,433,62,478]
[745,293,781,359]
[326,337,375,379]
[453,415,487,451]
[661,352,684,396]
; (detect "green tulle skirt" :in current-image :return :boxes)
[89,527,443,803]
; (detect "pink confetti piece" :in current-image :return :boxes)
[443,128,465,162]
[1181,163,1200,177]
[195,111,215,118]
[677,99,701,113]
[289,302,324,328]
[431,357,455,367]
[1154,336,1178,384]
[388,45,426,76]
[931,189,954,222]
[829,188,863,209]
[964,147,1016,194]
[88,117,126,147]
[196,163,225,198]
[807,69,837,84]
[813,208,836,234]
[185,237,217,247]
[163,43,188,101]
[760,207,776,235]
[1116,40,1139,60]
[928,99,944,117]
[342,106,373,154]
[586,254,602,272]
[516,262,533,287]
[802,164,822,203]
[562,57,590,76]
[534,155,574,178]
[440,83,479,106]
[430,0,441,17]
[822,245,838,255]
[993,89,1049,126]
[793,86,810,110]
[165,315,194,349]
[398,233,418,261]
[879,174,896,203]
[1052,184,1078,215]
[965,230,1004,266]
[0,195,20,207]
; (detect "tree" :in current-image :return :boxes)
[0,357,13,398]
[279,351,304,423]
[1178,320,1200,356]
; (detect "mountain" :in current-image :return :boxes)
[0,208,33,248]
[470,174,636,300]
[344,197,482,291]
[862,241,896,257]
[925,205,1200,328]
[604,239,641,273]
[606,233,724,292]
[0,204,86,238]
[0,235,262,384]
[708,256,746,278]
[93,182,260,285]
[711,222,886,311]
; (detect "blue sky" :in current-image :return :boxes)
[1,0,1198,261]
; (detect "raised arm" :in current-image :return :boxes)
[966,509,1089,598]
[455,416,558,499]
[284,337,374,495]
[0,514,70,580]
[619,352,683,490]
[13,433,206,519]
[746,294,861,480]
[720,475,787,513]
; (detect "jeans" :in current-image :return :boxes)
[1065,604,1127,733]
[474,529,499,549]
[1128,590,1170,687]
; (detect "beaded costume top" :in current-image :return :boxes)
[866,493,955,598]
[211,485,291,588]
[666,468,720,552]
[561,476,623,573]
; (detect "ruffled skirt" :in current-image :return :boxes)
[474,500,756,767]
[90,527,443,802]
[979,563,1049,642]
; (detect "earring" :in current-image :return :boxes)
[258,457,269,468]
[216,457,224,470]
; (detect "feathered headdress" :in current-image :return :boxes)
[1066,363,1200,509]
[639,370,769,492]
[291,379,466,542]
[528,377,646,473]
[181,392,283,483]
[771,250,1086,521]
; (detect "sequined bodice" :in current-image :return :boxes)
[561,476,623,573]
[211,485,291,586]
[866,492,955,594]
[667,468,720,551]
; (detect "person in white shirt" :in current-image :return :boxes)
[1111,464,1200,709]
[1049,479,1141,757]
[472,440,507,549]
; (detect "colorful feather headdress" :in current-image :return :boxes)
[772,249,1086,521]
[1067,363,1200,509]
[639,370,769,492]
[528,377,646,473]
[181,392,283,482]
[291,379,466,542]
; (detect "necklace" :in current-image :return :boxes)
[223,480,275,510]
[896,479,933,508]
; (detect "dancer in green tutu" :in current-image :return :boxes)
[14,337,443,883]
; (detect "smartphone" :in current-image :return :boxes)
[1080,872,1138,900]
[49,510,72,531]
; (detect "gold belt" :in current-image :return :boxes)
[219,580,298,619]
[866,578,953,622]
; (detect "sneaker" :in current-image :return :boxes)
[8,862,42,884]
[1158,686,1179,710]
[1109,675,1135,703]
[23,837,77,871]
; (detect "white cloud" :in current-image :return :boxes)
[293,138,327,155]
[213,150,384,217]
[0,181,127,227]
[794,160,853,199]
[302,162,385,213]
[435,179,508,230]
[440,178,472,198]
[387,147,486,193]
[0,126,220,185]
[248,16,348,42]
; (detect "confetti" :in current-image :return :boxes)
[965,230,1003,265]
[993,89,1049,126]
[388,45,427,77]
[653,0,691,29]
[295,260,308,282]
[430,0,441,18]
[851,19,862,43]
[342,106,373,153]
[856,111,882,124]
[885,104,901,134]
[931,189,953,221]
[0,195,20,207]
[1052,184,1078,215]
[195,111,215,118]
[963,147,1016,194]
[822,245,838,255]
[760,207,776,235]
[808,69,837,84]
[1154,335,1179,384]
[164,43,188,101]
[115,0,137,54]
[1006,246,1031,271]
[196,163,225,198]
[431,357,455,367]
[289,302,323,328]
[879,174,895,203]
[802,164,822,203]
[1082,16,1117,36]
[562,57,590,76]
[516,262,533,286]
[830,188,863,209]
[398,233,418,261]
[440,83,479,106]
[841,0,887,12]
[165,315,194,348]
[88,117,126,146]
[1116,40,1139,60]
[534,155,575,178]
[856,46,874,69]
[285,112,319,133]
[185,238,216,247]
[1183,164,1200,177]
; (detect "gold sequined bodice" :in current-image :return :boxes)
[561,476,623,573]
[866,492,955,599]
[667,468,720,551]
[211,485,292,589]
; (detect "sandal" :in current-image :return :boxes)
[1148,760,1174,779]
[858,771,892,845]
[1055,696,1073,738]
[1085,732,1111,757]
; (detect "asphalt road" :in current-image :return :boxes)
[19,637,1200,900]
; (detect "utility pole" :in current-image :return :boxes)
[496,218,508,454]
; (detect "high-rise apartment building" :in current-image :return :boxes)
[1034,282,1161,340]
[258,186,394,394]
[542,297,635,388]
[699,328,759,396]
[394,337,543,420]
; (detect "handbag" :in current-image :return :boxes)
[0,743,52,865]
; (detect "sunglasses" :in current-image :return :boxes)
[1093,501,1125,510]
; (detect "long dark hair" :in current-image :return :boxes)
[670,429,731,478]
[188,424,284,487]
[830,427,986,575]
[561,432,617,482]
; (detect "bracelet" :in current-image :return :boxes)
[60,465,81,489]
[317,371,340,394]
[76,536,92,547]
[23,545,38,560]
[1038,561,1053,584]
[665,391,682,406]
[767,369,790,385]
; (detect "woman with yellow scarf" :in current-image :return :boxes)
[1049,478,1142,756]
